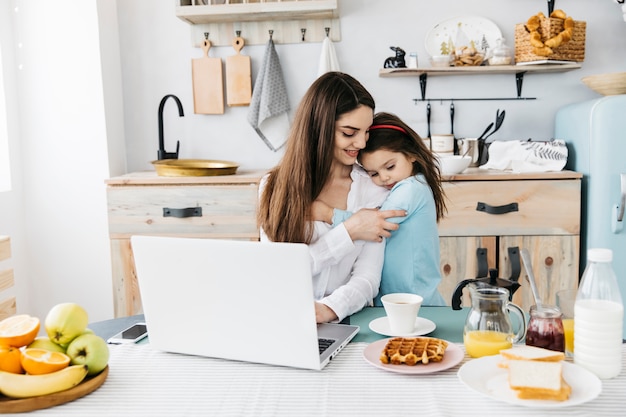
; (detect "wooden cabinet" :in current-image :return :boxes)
[436,169,582,311]
[106,169,581,317]
[106,170,265,317]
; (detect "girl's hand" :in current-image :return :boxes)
[310,200,334,224]
[315,302,338,323]
[344,208,406,242]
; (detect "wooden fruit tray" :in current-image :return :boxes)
[0,366,108,413]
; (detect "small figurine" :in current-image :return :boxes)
[383,46,407,68]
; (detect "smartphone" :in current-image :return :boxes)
[107,322,148,344]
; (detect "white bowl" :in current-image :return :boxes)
[437,155,471,175]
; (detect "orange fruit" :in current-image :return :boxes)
[0,346,24,374]
[0,314,41,348]
[20,348,70,375]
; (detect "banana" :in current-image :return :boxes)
[0,364,88,398]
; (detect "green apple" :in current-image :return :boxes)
[66,333,109,376]
[45,303,89,345]
[27,336,67,353]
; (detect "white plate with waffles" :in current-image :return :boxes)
[457,354,602,408]
[369,316,436,337]
[363,338,464,374]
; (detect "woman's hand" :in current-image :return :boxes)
[344,208,406,242]
[310,200,334,224]
[315,302,338,323]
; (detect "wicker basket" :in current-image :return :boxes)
[515,17,586,63]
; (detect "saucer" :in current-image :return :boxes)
[369,316,436,337]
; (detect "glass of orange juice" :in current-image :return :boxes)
[557,289,577,356]
[464,330,512,358]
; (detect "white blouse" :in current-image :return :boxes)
[260,165,388,321]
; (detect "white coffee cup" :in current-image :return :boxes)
[381,293,423,334]
[431,134,455,154]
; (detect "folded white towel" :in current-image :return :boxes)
[317,37,340,77]
[480,140,568,173]
[248,38,290,151]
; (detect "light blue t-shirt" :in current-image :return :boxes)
[333,174,445,306]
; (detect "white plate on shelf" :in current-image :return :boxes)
[457,354,602,408]
[363,337,464,374]
[369,316,436,337]
[425,16,502,57]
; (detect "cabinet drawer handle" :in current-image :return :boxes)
[476,201,518,215]
[162,207,202,218]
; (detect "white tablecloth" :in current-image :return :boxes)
[26,343,626,417]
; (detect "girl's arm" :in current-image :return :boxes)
[312,200,405,241]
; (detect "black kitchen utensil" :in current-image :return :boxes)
[483,109,505,141]
[476,122,493,142]
[426,102,431,147]
[451,103,459,154]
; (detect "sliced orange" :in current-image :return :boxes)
[0,346,24,374]
[21,348,70,375]
[0,314,41,348]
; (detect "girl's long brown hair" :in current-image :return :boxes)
[363,112,447,221]
[258,72,375,243]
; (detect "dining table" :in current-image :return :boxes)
[13,307,626,416]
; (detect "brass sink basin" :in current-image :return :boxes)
[152,159,239,177]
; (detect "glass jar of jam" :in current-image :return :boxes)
[526,305,565,352]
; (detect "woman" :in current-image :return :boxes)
[258,72,405,323]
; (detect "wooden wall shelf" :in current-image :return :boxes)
[379,63,582,101]
[176,0,340,46]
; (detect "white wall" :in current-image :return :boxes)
[1,0,124,323]
[2,0,626,322]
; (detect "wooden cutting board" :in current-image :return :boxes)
[192,38,224,114]
[225,36,252,107]
[0,365,108,413]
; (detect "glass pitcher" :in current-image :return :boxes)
[463,284,527,358]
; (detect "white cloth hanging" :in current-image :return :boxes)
[317,36,341,77]
[247,38,290,151]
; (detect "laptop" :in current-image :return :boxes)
[130,235,360,370]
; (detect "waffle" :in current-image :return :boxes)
[379,337,448,365]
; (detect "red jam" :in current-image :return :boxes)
[525,305,565,352]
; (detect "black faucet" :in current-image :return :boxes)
[158,94,184,160]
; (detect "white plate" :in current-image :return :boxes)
[457,355,602,408]
[363,337,464,374]
[369,316,436,337]
[425,16,502,57]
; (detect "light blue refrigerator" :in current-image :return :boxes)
[555,95,626,338]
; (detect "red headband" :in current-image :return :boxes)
[369,124,407,134]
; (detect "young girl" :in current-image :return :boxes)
[258,73,406,323]
[322,112,447,306]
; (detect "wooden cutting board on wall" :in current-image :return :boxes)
[192,38,224,114]
[225,36,252,107]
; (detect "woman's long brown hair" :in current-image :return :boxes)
[363,112,447,221]
[258,72,375,243]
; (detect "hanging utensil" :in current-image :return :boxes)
[483,109,506,142]
[451,103,459,154]
[426,102,431,147]
[521,248,543,307]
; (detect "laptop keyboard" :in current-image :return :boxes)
[318,338,335,354]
